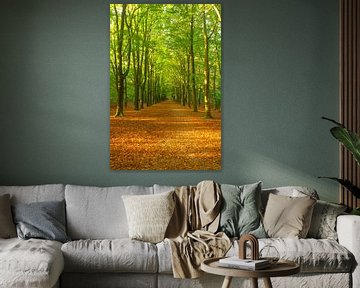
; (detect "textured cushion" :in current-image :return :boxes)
[307,200,347,240]
[218,182,266,238]
[12,200,70,243]
[256,238,353,273]
[122,191,175,243]
[65,185,153,239]
[0,184,65,204]
[0,238,64,288]
[61,239,158,273]
[0,194,16,238]
[263,193,316,238]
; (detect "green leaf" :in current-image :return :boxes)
[322,117,360,165]
[322,116,344,127]
[330,127,360,165]
[318,177,360,198]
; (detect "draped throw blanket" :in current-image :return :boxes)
[165,181,231,278]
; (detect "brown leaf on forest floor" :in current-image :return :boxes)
[110,100,221,170]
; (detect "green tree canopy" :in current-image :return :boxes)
[110,4,222,116]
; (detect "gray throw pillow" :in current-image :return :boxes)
[307,200,347,240]
[0,194,17,238]
[218,182,266,238]
[12,200,70,243]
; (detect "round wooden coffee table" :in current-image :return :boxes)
[201,257,300,288]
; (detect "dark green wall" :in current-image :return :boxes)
[0,0,340,202]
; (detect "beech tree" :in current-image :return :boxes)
[110,4,222,116]
[110,4,131,117]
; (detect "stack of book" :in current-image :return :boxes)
[218,257,271,270]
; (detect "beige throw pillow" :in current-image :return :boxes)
[263,193,316,238]
[122,191,175,243]
[0,194,17,238]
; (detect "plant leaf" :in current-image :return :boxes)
[322,117,360,165]
[330,126,360,165]
[321,116,344,127]
[318,177,360,198]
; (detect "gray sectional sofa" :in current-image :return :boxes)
[0,183,359,288]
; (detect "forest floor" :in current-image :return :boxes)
[110,100,221,170]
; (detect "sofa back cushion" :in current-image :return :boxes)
[153,184,177,194]
[0,184,65,204]
[0,194,17,238]
[65,185,153,239]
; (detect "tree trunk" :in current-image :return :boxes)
[113,4,130,117]
[202,4,212,119]
[115,75,125,117]
[190,8,198,112]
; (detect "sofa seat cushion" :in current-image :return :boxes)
[0,238,64,288]
[156,240,173,274]
[260,238,353,272]
[61,239,158,273]
[157,238,353,274]
[229,238,353,273]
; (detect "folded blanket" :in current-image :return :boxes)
[167,230,231,278]
[165,180,231,278]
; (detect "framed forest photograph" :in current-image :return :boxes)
[110,4,222,170]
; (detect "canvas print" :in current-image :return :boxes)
[110,4,222,170]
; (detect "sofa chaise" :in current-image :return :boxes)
[0,183,359,288]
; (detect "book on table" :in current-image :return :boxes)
[218,257,271,270]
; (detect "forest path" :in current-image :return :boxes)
[110,100,221,170]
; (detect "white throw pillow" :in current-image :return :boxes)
[122,191,175,243]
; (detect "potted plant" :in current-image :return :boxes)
[320,117,360,215]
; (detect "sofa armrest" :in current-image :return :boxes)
[337,215,360,288]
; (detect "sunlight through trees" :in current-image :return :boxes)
[110,4,222,117]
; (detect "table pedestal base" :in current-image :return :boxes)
[201,258,299,288]
[221,276,232,288]
[221,276,273,288]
